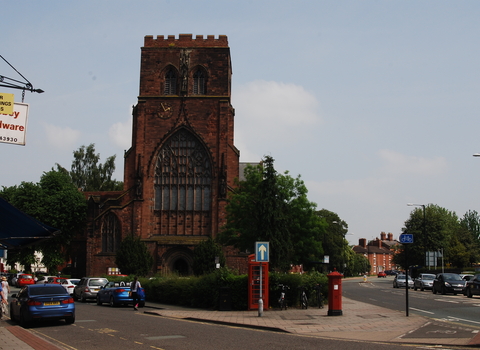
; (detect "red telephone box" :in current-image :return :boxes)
[247,254,269,310]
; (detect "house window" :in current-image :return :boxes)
[101,212,121,253]
[193,69,206,95]
[154,129,212,211]
[165,69,177,95]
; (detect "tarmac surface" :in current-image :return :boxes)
[1,294,480,349]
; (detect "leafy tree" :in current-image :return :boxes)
[460,210,480,244]
[220,156,325,272]
[6,248,36,273]
[115,235,153,276]
[192,237,226,276]
[1,167,87,273]
[315,209,349,272]
[393,204,479,269]
[70,143,123,191]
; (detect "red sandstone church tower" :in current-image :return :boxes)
[73,34,240,277]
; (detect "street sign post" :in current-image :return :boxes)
[255,242,269,317]
[255,242,269,262]
[399,234,413,244]
[399,233,413,316]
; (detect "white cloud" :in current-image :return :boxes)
[109,116,132,150]
[233,80,321,161]
[44,124,81,150]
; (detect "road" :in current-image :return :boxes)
[343,276,480,328]
[3,286,437,350]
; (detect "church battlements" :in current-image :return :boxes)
[144,34,228,48]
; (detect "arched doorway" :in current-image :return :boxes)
[163,247,194,275]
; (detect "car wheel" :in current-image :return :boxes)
[414,285,417,291]
[109,296,117,307]
[467,288,473,298]
[433,286,437,294]
[96,295,102,306]
[421,286,425,291]
[73,293,78,301]
[65,316,75,324]
[139,301,145,308]
[441,286,446,295]
[80,293,87,303]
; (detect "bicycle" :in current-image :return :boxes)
[299,286,308,309]
[314,284,324,309]
[278,284,289,310]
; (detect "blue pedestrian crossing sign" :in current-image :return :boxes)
[399,234,414,244]
[255,242,269,262]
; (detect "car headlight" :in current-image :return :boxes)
[445,282,451,287]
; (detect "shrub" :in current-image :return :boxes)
[269,271,327,308]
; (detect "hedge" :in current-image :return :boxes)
[115,268,328,310]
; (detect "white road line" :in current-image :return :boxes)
[434,299,459,303]
[440,316,480,326]
[410,307,435,314]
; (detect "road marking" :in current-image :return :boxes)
[410,308,435,314]
[434,299,459,303]
[439,316,480,326]
[146,335,185,340]
[30,329,78,350]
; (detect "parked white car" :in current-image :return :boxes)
[57,278,79,295]
[36,276,56,284]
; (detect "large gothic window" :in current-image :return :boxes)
[101,212,121,253]
[193,68,206,95]
[164,68,177,95]
[155,129,212,212]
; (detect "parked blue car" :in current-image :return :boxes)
[10,284,75,327]
[96,281,146,307]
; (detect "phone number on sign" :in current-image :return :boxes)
[0,136,18,143]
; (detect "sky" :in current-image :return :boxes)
[2,1,480,246]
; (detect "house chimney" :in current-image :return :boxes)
[388,233,393,241]
[359,238,367,248]
[380,232,386,241]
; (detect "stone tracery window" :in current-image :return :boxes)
[154,129,212,212]
[101,212,121,253]
[193,68,206,95]
[164,68,177,95]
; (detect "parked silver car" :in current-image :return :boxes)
[413,273,435,291]
[393,274,414,288]
[73,277,108,302]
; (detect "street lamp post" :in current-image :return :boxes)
[407,203,426,268]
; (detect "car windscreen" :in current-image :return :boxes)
[423,275,435,280]
[29,286,67,296]
[444,274,462,281]
[89,279,108,286]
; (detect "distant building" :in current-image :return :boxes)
[352,232,399,274]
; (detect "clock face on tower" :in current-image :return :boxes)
[155,103,173,119]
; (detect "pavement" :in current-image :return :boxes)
[2,294,480,349]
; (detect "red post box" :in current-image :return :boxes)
[327,269,343,316]
[247,254,269,310]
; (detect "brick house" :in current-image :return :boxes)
[70,34,247,278]
[352,232,399,275]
